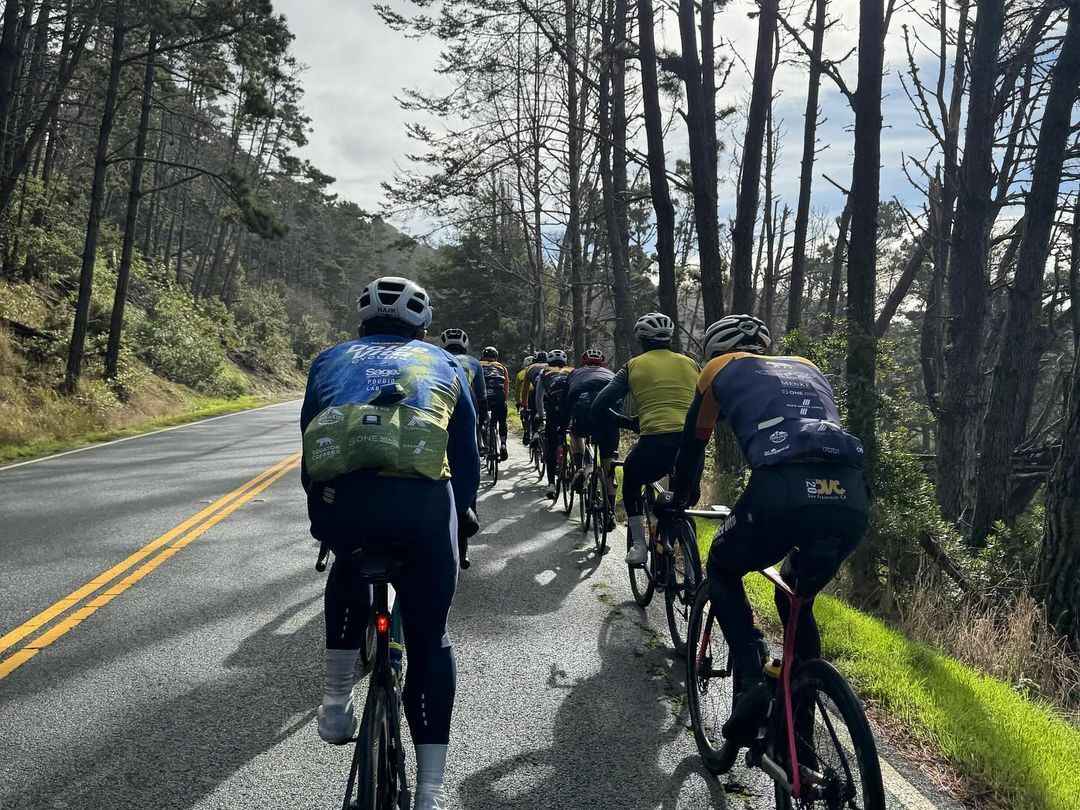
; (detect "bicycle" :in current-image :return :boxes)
[624,481,709,656]
[581,440,614,554]
[316,543,411,810]
[485,418,500,484]
[555,432,574,513]
[686,554,885,809]
[528,420,546,481]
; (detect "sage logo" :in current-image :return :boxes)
[317,407,344,426]
[806,479,846,497]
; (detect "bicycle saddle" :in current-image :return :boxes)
[349,542,408,582]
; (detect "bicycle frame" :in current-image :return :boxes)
[757,565,805,800]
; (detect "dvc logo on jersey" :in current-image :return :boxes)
[806,479,846,498]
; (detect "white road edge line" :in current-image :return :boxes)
[0,399,302,473]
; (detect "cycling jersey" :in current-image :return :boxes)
[300,335,480,510]
[536,364,573,418]
[592,348,698,435]
[691,352,863,468]
[566,364,614,404]
[481,360,511,403]
[456,353,489,418]
[521,362,547,408]
[514,368,528,407]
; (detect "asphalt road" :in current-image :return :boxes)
[0,401,962,809]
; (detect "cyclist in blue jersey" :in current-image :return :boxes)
[659,314,868,746]
[566,349,618,529]
[301,277,480,810]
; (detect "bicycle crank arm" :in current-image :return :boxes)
[756,752,794,796]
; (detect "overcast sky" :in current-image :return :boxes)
[274,0,929,238]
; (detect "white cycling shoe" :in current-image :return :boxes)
[317,700,357,744]
[625,541,648,566]
[414,786,451,810]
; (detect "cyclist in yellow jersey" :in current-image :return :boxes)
[592,313,698,564]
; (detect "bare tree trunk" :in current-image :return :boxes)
[972,9,1080,545]
[875,228,931,337]
[565,0,586,358]
[65,2,125,392]
[677,0,723,323]
[636,0,678,336]
[825,201,851,329]
[106,28,157,380]
[731,0,778,314]
[787,0,827,332]
[936,0,1005,525]
[843,0,884,607]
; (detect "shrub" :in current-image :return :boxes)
[135,290,228,390]
[231,281,293,373]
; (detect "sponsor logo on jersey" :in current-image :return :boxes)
[764,446,789,457]
[317,407,345,426]
[806,479,846,498]
[769,430,788,444]
[362,414,381,425]
[313,436,340,461]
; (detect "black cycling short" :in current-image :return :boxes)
[706,462,868,679]
[622,432,681,517]
[570,395,618,458]
[314,473,459,746]
[488,398,508,440]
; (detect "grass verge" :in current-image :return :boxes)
[0,393,299,464]
[694,517,1080,810]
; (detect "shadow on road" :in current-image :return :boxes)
[457,606,730,809]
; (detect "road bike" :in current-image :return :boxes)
[485,418,500,484]
[625,480,708,656]
[317,544,411,810]
[685,549,885,809]
[529,422,545,481]
[554,432,574,513]
[580,440,615,555]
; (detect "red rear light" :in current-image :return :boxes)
[376,614,390,634]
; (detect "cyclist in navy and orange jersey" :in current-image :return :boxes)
[659,314,869,746]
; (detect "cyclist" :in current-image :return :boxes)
[592,313,698,565]
[515,354,534,438]
[566,349,618,531]
[535,348,572,500]
[660,314,868,745]
[440,328,488,439]
[480,346,511,461]
[300,276,480,810]
[519,350,548,445]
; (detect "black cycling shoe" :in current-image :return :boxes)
[603,514,617,533]
[722,682,773,744]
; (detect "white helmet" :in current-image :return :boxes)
[703,314,771,358]
[634,312,675,341]
[523,355,534,367]
[548,348,568,365]
[357,276,432,329]
[440,328,469,351]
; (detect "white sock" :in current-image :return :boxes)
[628,515,645,546]
[415,743,448,791]
[323,648,358,706]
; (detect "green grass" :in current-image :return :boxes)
[693,518,1080,810]
[0,394,299,464]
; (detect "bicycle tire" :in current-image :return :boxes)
[591,468,609,555]
[348,684,392,810]
[579,464,589,529]
[628,535,654,608]
[772,659,885,810]
[664,519,702,657]
[686,583,740,775]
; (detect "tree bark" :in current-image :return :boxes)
[106,28,157,380]
[637,0,679,337]
[565,0,586,358]
[971,9,1080,545]
[825,200,851,329]
[65,2,125,392]
[935,0,1005,524]
[787,0,827,332]
[731,0,778,315]
[677,0,723,324]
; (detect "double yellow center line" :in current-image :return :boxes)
[0,451,303,681]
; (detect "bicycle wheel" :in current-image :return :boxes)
[562,460,575,515]
[664,519,702,657]
[773,659,885,810]
[628,514,655,608]
[686,583,740,775]
[347,686,396,810]
[490,452,499,484]
[579,463,590,529]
